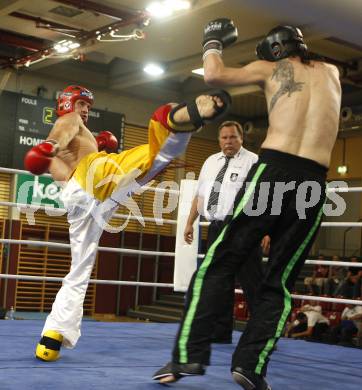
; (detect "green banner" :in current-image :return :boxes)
[16,173,64,208]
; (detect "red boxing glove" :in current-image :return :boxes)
[24,141,57,175]
[96,131,118,152]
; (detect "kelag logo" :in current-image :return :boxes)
[16,173,64,208]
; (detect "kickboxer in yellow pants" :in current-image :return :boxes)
[24,85,231,361]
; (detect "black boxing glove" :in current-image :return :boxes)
[168,90,232,133]
[202,18,238,61]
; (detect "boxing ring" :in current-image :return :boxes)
[0,167,361,389]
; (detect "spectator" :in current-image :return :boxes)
[304,255,329,294]
[286,310,330,342]
[340,256,361,299]
[300,299,322,314]
[328,304,362,347]
[328,255,347,295]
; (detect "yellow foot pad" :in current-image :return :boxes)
[35,330,63,361]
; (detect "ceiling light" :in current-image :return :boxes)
[53,40,80,54]
[54,44,69,54]
[192,68,204,76]
[337,165,348,175]
[146,2,172,18]
[144,63,165,76]
[146,0,190,17]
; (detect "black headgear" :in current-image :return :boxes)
[256,25,308,62]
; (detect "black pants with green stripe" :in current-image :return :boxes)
[207,220,264,341]
[172,149,327,376]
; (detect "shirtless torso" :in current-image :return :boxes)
[204,56,341,167]
[48,112,97,182]
[262,58,341,167]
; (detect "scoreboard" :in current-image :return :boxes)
[0,90,124,169]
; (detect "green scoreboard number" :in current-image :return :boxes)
[42,107,56,125]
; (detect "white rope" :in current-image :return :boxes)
[290,294,362,305]
[328,187,362,193]
[234,289,362,306]
[0,201,65,215]
[321,222,362,227]
[0,167,177,195]
[0,274,173,287]
[2,167,362,196]
[197,253,362,268]
[199,221,362,227]
[302,259,362,267]
[262,257,362,268]
[199,221,211,227]
[0,238,175,257]
[0,272,360,305]
[1,237,361,268]
[0,201,177,225]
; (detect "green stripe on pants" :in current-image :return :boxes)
[178,163,267,363]
[255,204,325,374]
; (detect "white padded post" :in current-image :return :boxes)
[174,179,199,292]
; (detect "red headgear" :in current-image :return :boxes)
[56,85,94,120]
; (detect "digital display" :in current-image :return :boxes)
[42,107,57,125]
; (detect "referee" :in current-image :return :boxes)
[184,120,269,343]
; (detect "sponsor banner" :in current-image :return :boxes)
[16,173,64,208]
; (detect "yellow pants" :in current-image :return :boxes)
[41,104,192,348]
[73,104,177,201]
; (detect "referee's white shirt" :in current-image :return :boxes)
[196,146,258,221]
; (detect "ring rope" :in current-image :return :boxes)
[2,167,361,310]
[0,167,176,195]
[0,238,175,257]
[198,253,362,267]
[0,273,173,287]
[291,259,362,267]
[1,201,360,228]
[1,166,362,194]
[235,289,362,306]
[0,273,360,305]
[199,221,362,227]
[289,293,362,305]
[1,238,361,268]
[0,201,178,225]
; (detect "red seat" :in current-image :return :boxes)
[234,301,248,320]
[318,297,332,312]
[331,301,345,312]
[292,298,302,308]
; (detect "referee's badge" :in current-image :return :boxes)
[230,173,238,182]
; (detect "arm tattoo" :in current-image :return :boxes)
[269,60,304,112]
